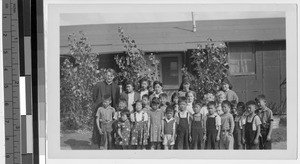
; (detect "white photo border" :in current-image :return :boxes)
[44,0,298,160]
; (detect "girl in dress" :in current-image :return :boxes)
[148,97,164,149]
[115,110,131,150]
[130,100,149,149]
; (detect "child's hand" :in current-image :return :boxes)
[189,136,192,142]
[203,135,207,142]
[242,138,245,144]
[98,129,103,135]
[216,136,220,141]
[253,138,259,145]
[267,135,271,141]
[170,136,174,143]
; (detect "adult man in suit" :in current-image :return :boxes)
[120,81,140,112]
[91,68,120,148]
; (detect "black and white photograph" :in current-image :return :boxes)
[44,1,297,160]
[59,11,287,151]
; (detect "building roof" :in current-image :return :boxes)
[60,18,285,54]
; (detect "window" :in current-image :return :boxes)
[159,53,182,90]
[228,43,256,75]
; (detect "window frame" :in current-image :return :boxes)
[228,42,257,76]
[157,52,183,90]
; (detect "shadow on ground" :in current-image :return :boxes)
[64,139,92,150]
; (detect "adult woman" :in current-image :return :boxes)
[149,80,165,101]
[178,78,193,98]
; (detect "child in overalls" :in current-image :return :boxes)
[204,101,221,149]
[130,100,149,149]
[175,97,191,149]
[233,102,246,149]
[191,103,205,149]
[256,95,274,149]
[244,101,261,149]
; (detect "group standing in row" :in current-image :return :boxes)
[92,69,274,150]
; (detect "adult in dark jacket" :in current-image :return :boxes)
[91,68,120,148]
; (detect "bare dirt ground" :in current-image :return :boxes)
[61,125,287,150]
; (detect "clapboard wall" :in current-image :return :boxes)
[228,41,286,106]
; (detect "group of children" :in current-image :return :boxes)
[95,79,274,150]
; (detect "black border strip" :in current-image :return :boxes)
[31,0,39,163]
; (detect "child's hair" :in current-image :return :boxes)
[121,109,130,118]
[207,101,216,107]
[153,80,163,88]
[222,100,232,108]
[230,100,238,108]
[171,91,179,102]
[119,97,127,104]
[151,97,160,105]
[237,102,245,110]
[134,100,143,106]
[246,100,257,107]
[142,94,149,100]
[103,95,111,101]
[185,90,196,99]
[255,94,267,102]
[216,91,226,98]
[194,102,203,108]
[159,93,168,99]
[125,80,134,87]
[178,97,187,104]
[165,107,174,114]
[178,78,193,91]
[203,93,215,102]
[106,68,116,76]
[133,100,143,112]
[139,77,149,86]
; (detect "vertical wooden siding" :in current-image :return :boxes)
[228,41,286,106]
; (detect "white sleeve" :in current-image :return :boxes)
[143,112,148,121]
[216,115,222,126]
